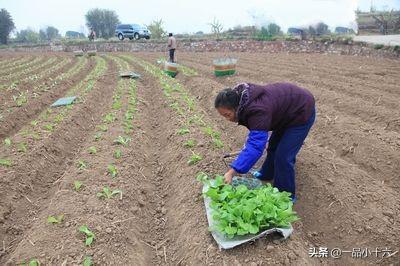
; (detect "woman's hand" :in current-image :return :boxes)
[224,168,237,184]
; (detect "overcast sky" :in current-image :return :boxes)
[1,0,399,35]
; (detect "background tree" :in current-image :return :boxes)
[308,25,317,36]
[85,8,120,39]
[0,8,15,45]
[39,26,60,41]
[46,26,59,40]
[210,18,223,39]
[16,28,40,43]
[315,22,330,35]
[39,29,47,41]
[146,19,166,39]
[66,31,85,38]
[267,23,281,36]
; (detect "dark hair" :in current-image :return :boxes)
[215,88,240,109]
[169,33,173,37]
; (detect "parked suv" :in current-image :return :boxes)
[115,24,151,40]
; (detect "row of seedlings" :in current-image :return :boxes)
[0,56,59,84]
[6,57,87,109]
[55,55,136,265]
[0,57,107,168]
[0,55,37,73]
[122,55,225,167]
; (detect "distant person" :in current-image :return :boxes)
[89,28,96,41]
[167,33,177,63]
[215,82,316,203]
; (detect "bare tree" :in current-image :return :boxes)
[372,9,399,35]
[209,18,223,39]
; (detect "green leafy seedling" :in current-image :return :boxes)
[188,153,203,165]
[183,139,196,148]
[4,138,12,147]
[177,127,190,135]
[114,149,122,159]
[108,164,118,177]
[103,113,116,123]
[78,160,87,170]
[94,132,102,141]
[78,225,95,246]
[97,124,108,132]
[47,214,64,224]
[97,186,122,199]
[83,256,93,266]
[24,259,40,266]
[203,126,213,136]
[0,159,12,167]
[88,146,97,154]
[124,112,133,121]
[17,142,27,153]
[31,133,40,140]
[114,136,131,146]
[112,100,122,110]
[213,139,224,149]
[74,180,82,191]
[30,120,38,126]
[43,124,54,132]
[196,172,210,183]
[53,114,64,123]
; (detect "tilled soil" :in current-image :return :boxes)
[0,51,399,265]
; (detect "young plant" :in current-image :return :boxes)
[13,91,28,107]
[114,149,122,159]
[94,132,102,141]
[112,100,122,110]
[97,124,108,132]
[53,114,63,124]
[78,225,95,246]
[108,164,118,177]
[97,186,122,199]
[88,146,97,154]
[183,139,196,148]
[77,160,88,170]
[47,214,64,224]
[17,142,27,153]
[83,256,93,266]
[188,153,203,165]
[4,138,11,147]
[103,112,116,123]
[74,180,82,191]
[22,259,40,266]
[43,123,54,132]
[114,136,131,146]
[188,115,205,126]
[30,120,38,126]
[124,112,134,121]
[0,159,12,167]
[213,139,224,149]
[177,127,190,135]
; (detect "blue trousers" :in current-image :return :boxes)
[258,109,316,197]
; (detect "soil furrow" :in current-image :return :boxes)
[0,57,93,141]
[0,57,117,264]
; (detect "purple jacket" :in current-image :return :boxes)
[234,82,315,131]
[230,82,315,174]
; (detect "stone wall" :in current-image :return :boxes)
[2,40,399,59]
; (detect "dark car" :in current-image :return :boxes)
[115,24,151,40]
